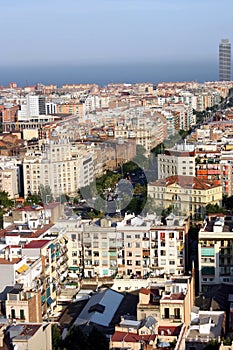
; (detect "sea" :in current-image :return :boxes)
[0,61,219,87]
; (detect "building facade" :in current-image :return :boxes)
[219,39,231,81]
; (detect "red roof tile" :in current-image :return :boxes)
[162,292,184,301]
[23,240,50,249]
[150,175,220,190]
[140,287,150,295]
[0,258,21,265]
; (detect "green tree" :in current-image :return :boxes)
[0,191,14,209]
[205,203,224,214]
[39,184,54,205]
[223,194,233,211]
[52,325,62,350]
[25,193,41,206]
[63,326,88,350]
[88,327,108,350]
[161,205,173,217]
[203,340,219,350]
[0,191,14,228]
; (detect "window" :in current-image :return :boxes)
[11,309,16,319]
[20,309,25,319]
[174,308,180,319]
[164,308,169,318]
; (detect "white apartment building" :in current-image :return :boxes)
[157,143,196,179]
[58,213,189,279]
[0,157,19,198]
[198,214,233,293]
[150,213,190,276]
[23,139,94,198]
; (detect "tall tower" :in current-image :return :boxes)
[219,39,231,81]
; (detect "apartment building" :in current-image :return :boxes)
[220,150,233,196]
[5,284,42,323]
[0,205,69,319]
[148,175,222,219]
[198,214,233,293]
[0,157,20,198]
[18,94,46,121]
[157,143,195,179]
[163,104,195,130]
[137,277,194,328]
[56,102,83,119]
[150,214,190,275]
[61,212,189,279]
[114,114,160,151]
[196,150,221,186]
[23,139,94,198]
[116,216,151,278]
[3,202,63,229]
[185,309,225,350]
[7,323,52,350]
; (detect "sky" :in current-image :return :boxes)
[0,0,233,84]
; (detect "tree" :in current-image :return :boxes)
[0,191,14,229]
[205,203,224,214]
[52,325,62,350]
[63,326,88,350]
[88,327,108,350]
[0,191,14,209]
[25,193,41,205]
[39,184,54,205]
[223,194,233,211]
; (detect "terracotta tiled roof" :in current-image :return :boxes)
[162,292,184,301]
[0,258,21,265]
[139,287,150,295]
[23,240,50,249]
[150,175,219,190]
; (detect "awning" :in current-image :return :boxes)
[68,272,79,279]
[69,266,79,271]
[17,264,29,274]
[47,296,53,306]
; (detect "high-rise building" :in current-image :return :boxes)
[219,39,231,81]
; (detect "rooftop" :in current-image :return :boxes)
[23,240,50,249]
[150,175,220,190]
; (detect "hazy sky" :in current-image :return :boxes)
[1,0,233,67]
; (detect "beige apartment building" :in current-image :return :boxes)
[10,323,52,350]
[6,286,42,322]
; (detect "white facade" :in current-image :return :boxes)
[23,140,94,198]
[158,144,195,179]
[0,157,19,198]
